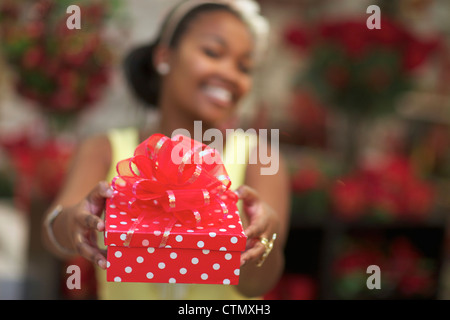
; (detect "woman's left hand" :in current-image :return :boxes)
[235,185,279,267]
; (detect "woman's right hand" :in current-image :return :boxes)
[55,181,113,269]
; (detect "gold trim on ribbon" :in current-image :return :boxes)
[202,189,210,206]
[167,190,176,209]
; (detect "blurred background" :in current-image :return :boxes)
[0,0,449,299]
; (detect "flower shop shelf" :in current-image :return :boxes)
[281,211,448,300]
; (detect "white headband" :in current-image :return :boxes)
[160,0,270,63]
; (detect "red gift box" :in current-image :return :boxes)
[104,134,247,285]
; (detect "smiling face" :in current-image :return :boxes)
[157,9,255,128]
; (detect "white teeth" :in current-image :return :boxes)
[203,86,232,103]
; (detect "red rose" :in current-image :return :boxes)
[404,181,434,219]
[284,24,311,50]
[331,177,367,221]
[403,36,441,71]
[367,17,407,47]
[320,20,369,58]
[326,65,350,89]
[398,272,433,296]
[291,168,323,193]
[22,46,45,69]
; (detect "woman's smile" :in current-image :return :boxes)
[201,83,234,108]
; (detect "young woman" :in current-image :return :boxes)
[43,0,290,299]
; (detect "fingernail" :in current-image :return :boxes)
[97,259,106,269]
[97,221,105,231]
[105,187,114,197]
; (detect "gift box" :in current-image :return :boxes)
[104,134,247,285]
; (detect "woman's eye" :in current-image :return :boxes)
[239,63,252,75]
[203,47,221,58]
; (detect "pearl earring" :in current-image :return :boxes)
[157,62,170,75]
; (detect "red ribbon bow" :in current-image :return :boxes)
[110,134,237,246]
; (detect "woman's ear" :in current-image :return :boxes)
[153,45,172,76]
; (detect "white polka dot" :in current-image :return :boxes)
[165,245,172,248]
[230,237,238,244]
[114,276,121,282]
[120,221,127,225]
[191,257,199,264]
[142,239,149,247]
[180,268,187,275]
[202,249,210,255]
[227,214,233,219]
[228,224,236,228]
[196,226,204,230]
[142,224,149,228]
[114,251,122,258]
[209,232,216,238]
[223,279,230,285]
[234,269,240,276]
[109,204,116,209]
[219,228,227,232]
[153,220,160,224]
[137,256,144,263]
[147,247,155,253]
[175,223,182,227]
[170,252,177,259]
[197,241,205,248]
[119,211,127,215]
[220,247,227,251]
[213,263,220,270]
[106,261,110,268]
[110,214,117,218]
[110,225,117,228]
[201,273,208,280]
[225,253,232,260]
[169,278,176,284]
[187,229,194,233]
[125,266,132,273]
[158,262,165,269]
[154,230,161,236]
[120,234,126,241]
[146,272,154,279]
[176,235,183,242]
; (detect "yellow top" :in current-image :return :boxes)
[97,127,258,300]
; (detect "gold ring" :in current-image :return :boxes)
[257,233,277,267]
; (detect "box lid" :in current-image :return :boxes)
[104,197,247,252]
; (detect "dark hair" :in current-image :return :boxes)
[123,3,240,108]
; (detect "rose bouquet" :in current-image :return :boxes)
[331,155,435,222]
[284,16,441,116]
[0,0,114,113]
